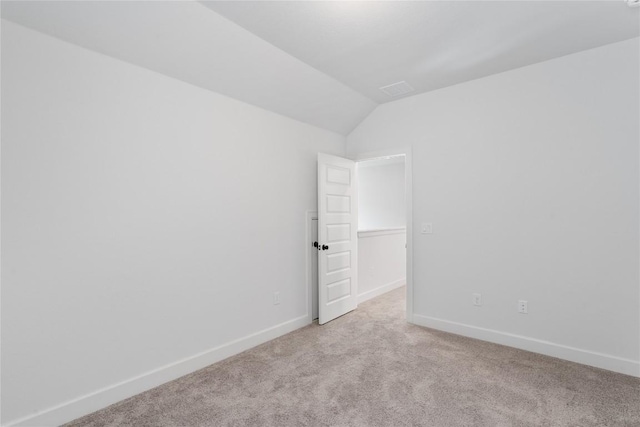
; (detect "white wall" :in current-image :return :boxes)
[356,158,406,301]
[1,21,345,426]
[358,230,406,303]
[348,38,640,376]
[357,159,405,230]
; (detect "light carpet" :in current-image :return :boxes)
[67,287,640,426]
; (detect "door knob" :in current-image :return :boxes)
[322,245,329,251]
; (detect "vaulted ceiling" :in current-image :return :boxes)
[2,1,639,135]
[206,0,640,104]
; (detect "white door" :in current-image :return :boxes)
[318,153,358,325]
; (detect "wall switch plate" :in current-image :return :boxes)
[421,223,433,234]
[273,292,281,305]
[518,300,528,314]
[473,293,482,306]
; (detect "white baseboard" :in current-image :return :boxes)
[358,278,405,304]
[412,314,640,378]
[5,315,311,427]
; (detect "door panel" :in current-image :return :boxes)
[318,153,358,325]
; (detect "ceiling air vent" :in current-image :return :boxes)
[379,81,414,98]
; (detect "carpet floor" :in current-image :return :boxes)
[67,287,640,426]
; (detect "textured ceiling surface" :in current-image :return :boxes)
[3,1,639,135]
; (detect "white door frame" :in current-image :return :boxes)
[350,148,414,323]
[306,210,318,324]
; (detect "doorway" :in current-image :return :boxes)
[310,149,413,323]
[356,155,407,309]
[353,148,412,322]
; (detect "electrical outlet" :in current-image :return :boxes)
[273,292,281,305]
[421,223,433,234]
[518,300,528,314]
[473,293,482,306]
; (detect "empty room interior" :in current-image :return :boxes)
[1,1,639,426]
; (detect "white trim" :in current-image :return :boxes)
[358,279,406,304]
[356,156,405,168]
[306,210,318,323]
[357,227,405,238]
[5,315,311,427]
[350,148,413,322]
[412,314,640,378]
